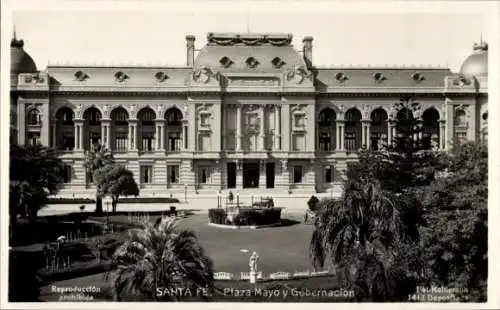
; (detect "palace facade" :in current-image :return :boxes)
[10,32,488,196]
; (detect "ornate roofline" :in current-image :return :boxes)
[206,32,293,46]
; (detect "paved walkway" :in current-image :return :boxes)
[38,193,340,217]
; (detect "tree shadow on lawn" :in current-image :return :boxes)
[278,218,301,227]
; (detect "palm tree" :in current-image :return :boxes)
[10,143,64,224]
[107,217,214,301]
[84,144,115,214]
[309,179,423,301]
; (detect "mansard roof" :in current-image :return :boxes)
[46,65,191,91]
[315,67,453,93]
[193,32,307,72]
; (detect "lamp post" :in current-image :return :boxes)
[103,196,112,231]
[236,190,240,210]
[184,184,188,203]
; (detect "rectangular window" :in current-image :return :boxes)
[62,132,75,150]
[115,131,128,152]
[319,132,332,151]
[168,132,181,152]
[140,166,153,184]
[325,166,332,183]
[168,165,179,184]
[293,166,303,184]
[62,165,72,183]
[199,167,210,184]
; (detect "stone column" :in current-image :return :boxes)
[155,120,165,152]
[260,105,265,151]
[51,123,57,148]
[274,105,281,151]
[236,160,243,189]
[361,122,367,149]
[336,121,342,150]
[236,105,242,151]
[101,120,111,150]
[366,122,371,149]
[74,120,84,151]
[337,121,345,151]
[183,123,188,151]
[259,160,267,189]
[128,120,138,151]
[439,120,446,150]
[387,121,393,146]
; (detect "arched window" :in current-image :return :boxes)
[370,108,388,150]
[422,108,440,150]
[83,107,102,150]
[318,108,336,151]
[344,108,362,151]
[111,107,129,152]
[138,108,156,152]
[56,107,75,151]
[165,108,183,152]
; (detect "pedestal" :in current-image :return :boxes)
[249,271,257,284]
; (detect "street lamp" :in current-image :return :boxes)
[103,196,112,231]
[184,184,188,203]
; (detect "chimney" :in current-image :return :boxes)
[302,36,313,68]
[186,35,196,67]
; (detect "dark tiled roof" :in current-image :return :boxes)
[315,68,453,92]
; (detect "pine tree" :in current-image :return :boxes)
[347,97,442,193]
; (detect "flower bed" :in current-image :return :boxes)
[208,207,283,227]
[47,198,95,204]
[118,197,180,203]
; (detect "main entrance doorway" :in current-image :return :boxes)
[243,162,259,188]
[266,162,275,188]
[227,163,236,189]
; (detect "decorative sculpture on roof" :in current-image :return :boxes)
[286,65,312,84]
[207,33,292,46]
[192,65,213,84]
[102,104,110,118]
[75,104,83,119]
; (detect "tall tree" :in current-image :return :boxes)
[419,141,487,301]
[95,164,139,213]
[310,180,424,301]
[10,144,65,224]
[107,217,214,301]
[347,97,442,193]
[84,144,115,213]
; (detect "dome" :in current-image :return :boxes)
[459,42,488,76]
[11,38,37,74]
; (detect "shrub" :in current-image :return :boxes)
[208,209,227,224]
[118,197,180,203]
[307,195,320,212]
[47,198,96,204]
[234,208,282,226]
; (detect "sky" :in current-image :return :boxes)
[9,2,492,72]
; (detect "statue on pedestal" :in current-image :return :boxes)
[249,251,259,283]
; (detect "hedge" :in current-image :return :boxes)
[47,197,180,204]
[208,207,283,226]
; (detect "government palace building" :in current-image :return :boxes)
[10,32,488,197]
